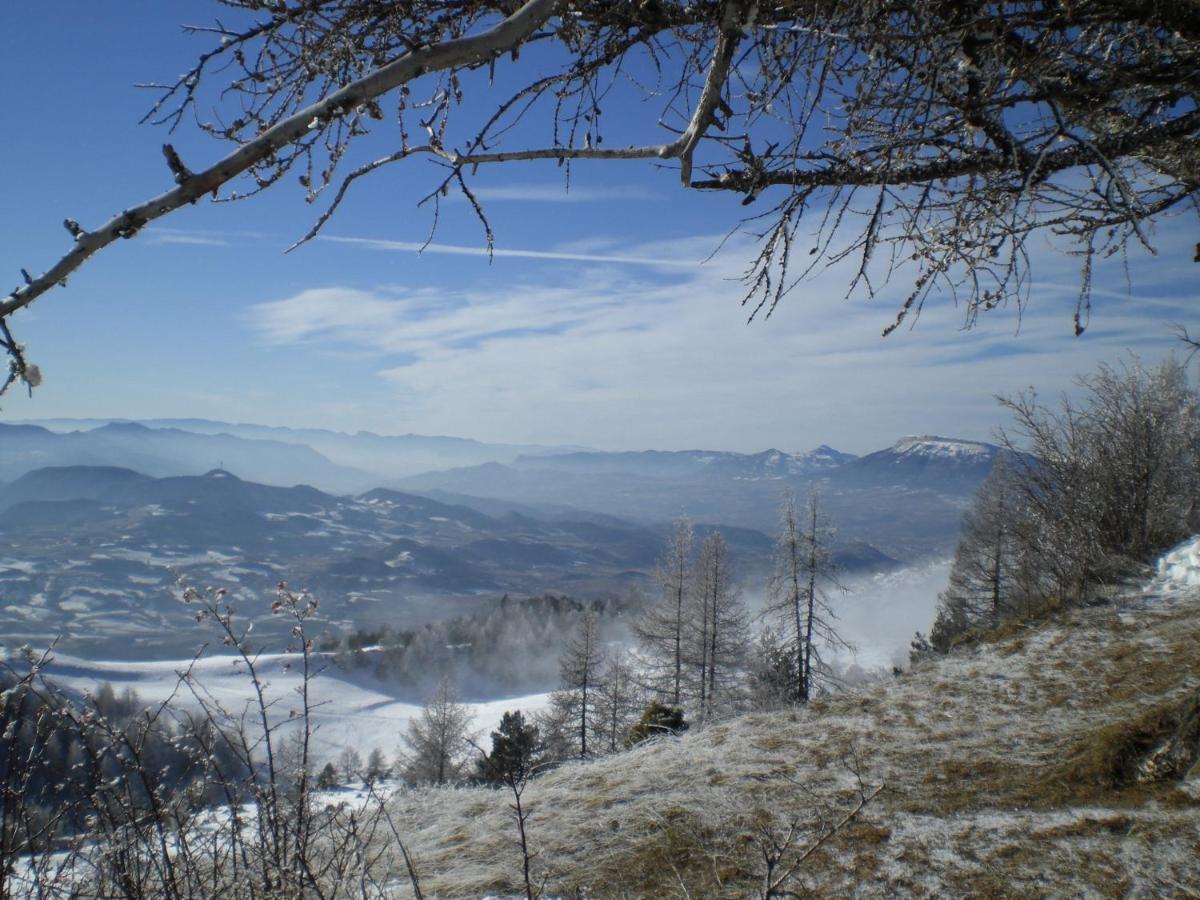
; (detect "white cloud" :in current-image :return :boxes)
[318,235,696,267]
[451,183,653,203]
[244,234,1187,453]
[145,226,273,247]
[147,232,230,247]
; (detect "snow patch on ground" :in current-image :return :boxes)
[1143,534,1200,596]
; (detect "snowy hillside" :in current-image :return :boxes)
[371,537,1200,897]
[37,652,552,768]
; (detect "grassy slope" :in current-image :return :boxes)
[384,552,1200,898]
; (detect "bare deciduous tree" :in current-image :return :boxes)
[4,1,1198,392]
[765,494,848,704]
[932,356,1200,650]
[636,517,694,707]
[999,356,1200,600]
[688,530,749,720]
[0,583,427,898]
[399,675,473,785]
[553,610,606,759]
[593,651,642,755]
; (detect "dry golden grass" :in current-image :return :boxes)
[379,549,1200,897]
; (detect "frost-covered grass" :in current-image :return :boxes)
[375,538,1200,897]
[13,542,1200,896]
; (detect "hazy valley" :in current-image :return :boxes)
[0,419,989,664]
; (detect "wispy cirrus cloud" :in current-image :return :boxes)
[147,232,230,247]
[243,230,1187,452]
[146,226,274,247]
[452,183,654,203]
[319,235,695,267]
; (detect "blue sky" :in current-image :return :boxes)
[0,3,1193,454]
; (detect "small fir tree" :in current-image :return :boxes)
[477,711,543,787]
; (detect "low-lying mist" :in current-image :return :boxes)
[741,557,951,677]
[835,558,951,671]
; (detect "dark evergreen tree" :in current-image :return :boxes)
[477,711,543,788]
[365,748,389,784]
[316,761,338,791]
[747,627,799,710]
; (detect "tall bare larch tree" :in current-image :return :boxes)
[399,675,473,785]
[688,530,749,720]
[555,609,605,759]
[766,494,847,704]
[636,517,694,706]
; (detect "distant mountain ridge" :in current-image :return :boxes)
[834,435,1013,490]
[6,419,1007,505]
[0,421,371,492]
[398,434,1012,553]
[3,418,1008,558]
[9,418,588,482]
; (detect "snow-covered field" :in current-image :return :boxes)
[28,556,950,765]
[39,651,552,766]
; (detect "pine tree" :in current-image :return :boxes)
[477,711,543,787]
[365,748,389,783]
[747,626,798,710]
[626,702,688,747]
[316,761,338,790]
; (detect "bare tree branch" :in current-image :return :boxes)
[6,0,1199,390]
[0,0,559,323]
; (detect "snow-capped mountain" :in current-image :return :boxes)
[890,435,999,461]
[831,435,1007,490]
